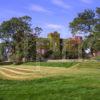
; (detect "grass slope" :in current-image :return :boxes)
[0,61,100,100]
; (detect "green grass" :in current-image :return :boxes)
[0,62,100,100]
[94,56,100,61]
[76,62,100,69]
[0,74,100,100]
[23,62,77,68]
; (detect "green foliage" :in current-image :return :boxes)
[0,43,5,62]
[66,50,78,59]
[70,8,100,56]
[93,40,100,51]
[36,38,50,60]
[48,31,60,52]
[34,27,43,36]
[95,56,100,60]
[51,51,61,59]
[42,50,53,58]
[0,16,42,63]
[70,9,95,35]
[0,16,32,63]
[64,39,81,59]
[48,31,61,59]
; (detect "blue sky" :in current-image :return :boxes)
[0,0,100,38]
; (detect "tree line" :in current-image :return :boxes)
[0,7,100,64]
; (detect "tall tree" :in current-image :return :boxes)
[70,8,100,57]
[0,16,42,63]
[48,31,61,59]
[70,9,96,36]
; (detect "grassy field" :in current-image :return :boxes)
[0,61,100,100]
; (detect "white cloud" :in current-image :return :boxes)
[52,0,71,9]
[29,4,51,13]
[46,24,63,30]
[80,0,93,4]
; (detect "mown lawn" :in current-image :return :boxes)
[0,61,100,100]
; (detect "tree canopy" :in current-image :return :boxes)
[70,7,100,56]
[0,16,42,64]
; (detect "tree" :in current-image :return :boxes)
[34,27,43,36]
[69,8,100,57]
[0,16,42,64]
[94,8,100,37]
[36,38,50,60]
[48,31,61,59]
[70,9,96,36]
[0,43,5,61]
